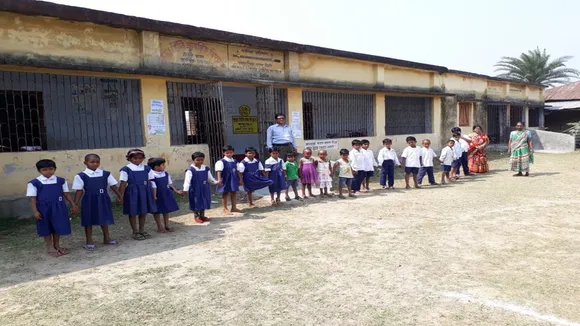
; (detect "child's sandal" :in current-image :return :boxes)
[132,233,146,241]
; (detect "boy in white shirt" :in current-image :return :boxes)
[361,139,378,192]
[451,127,472,177]
[401,136,423,189]
[439,139,456,184]
[451,132,464,180]
[349,139,365,193]
[377,138,400,189]
[417,139,438,186]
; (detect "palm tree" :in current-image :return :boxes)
[494,47,580,87]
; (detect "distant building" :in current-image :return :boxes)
[0,1,544,215]
[544,81,580,133]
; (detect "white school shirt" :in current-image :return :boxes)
[237,158,265,173]
[377,147,401,166]
[349,149,365,171]
[183,165,217,191]
[440,146,455,166]
[420,147,437,167]
[119,163,156,188]
[451,139,463,159]
[362,149,378,171]
[458,138,469,152]
[72,168,118,190]
[401,146,422,168]
[264,157,286,171]
[152,170,173,184]
[214,157,235,172]
[26,175,70,196]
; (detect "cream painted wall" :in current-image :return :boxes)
[443,74,487,94]
[384,67,432,89]
[298,53,375,85]
[0,12,140,68]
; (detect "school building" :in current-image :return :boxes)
[0,1,545,215]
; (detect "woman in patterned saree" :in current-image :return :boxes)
[508,122,534,176]
[468,125,490,173]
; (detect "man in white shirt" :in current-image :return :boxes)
[401,136,422,189]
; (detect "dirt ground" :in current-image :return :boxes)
[1,152,579,326]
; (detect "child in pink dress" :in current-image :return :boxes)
[299,148,318,198]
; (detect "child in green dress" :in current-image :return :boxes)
[284,153,302,201]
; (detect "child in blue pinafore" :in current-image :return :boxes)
[149,157,183,233]
[237,146,273,207]
[215,145,241,215]
[26,159,77,257]
[184,152,218,223]
[119,149,157,241]
[72,153,122,251]
[265,146,287,206]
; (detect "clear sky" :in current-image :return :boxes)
[46,0,580,76]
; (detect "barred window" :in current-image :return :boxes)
[458,102,472,127]
[0,71,143,152]
[302,91,374,140]
[385,96,433,135]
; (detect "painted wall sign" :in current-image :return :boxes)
[160,36,285,79]
[232,105,258,134]
[304,139,339,151]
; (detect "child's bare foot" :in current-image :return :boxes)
[415,185,421,189]
[223,209,233,215]
[271,200,277,206]
[47,249,62,257]
[405,185,411,189]
[231,208,242,213]
[338,194,346,199]
[157,228,168,233]
[348,194,356,197]
[56,247,70,255]
[249,203,256,207]
[165,227,175,232]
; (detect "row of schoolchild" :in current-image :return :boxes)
[27,129,471,256]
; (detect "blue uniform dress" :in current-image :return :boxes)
[78,171,115,227]
[152,172,180,214]
[217,159,239,193]
[188,166,212,211]
[121,166,157,216]
[31,177,71,237]
[241,159,273,192]
[266,158,286,193]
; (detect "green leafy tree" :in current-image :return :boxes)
[494,48,580,87]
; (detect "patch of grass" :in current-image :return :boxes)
[0,216,35,235]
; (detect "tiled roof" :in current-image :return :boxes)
[545,81,580,101]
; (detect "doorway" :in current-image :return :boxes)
[486,104,505,144]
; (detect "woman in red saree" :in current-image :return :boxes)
[468,125,489,173]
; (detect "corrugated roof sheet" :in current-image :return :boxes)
[544,100,580,110]
[545,81,580,100]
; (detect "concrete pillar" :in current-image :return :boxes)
[539,108,545,128]
[140,78,169,150]
[373,65,385,88]
[286,87,303,148]
[524,106,530,127]
[140,31,160,68]
[440,96,458,146]
[473,102,487,130]
[285,52,300,81]
[374,93,385,136]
